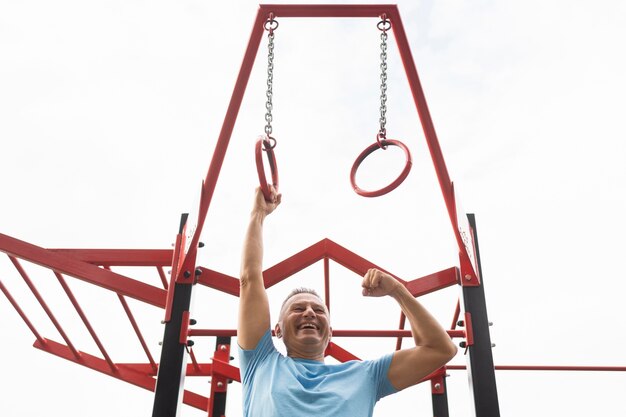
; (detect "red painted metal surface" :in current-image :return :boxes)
[48,249,173,266]
[0,233,166,307]
[10,256,81,359]
[0,279,46,344]
[33,338,209,410]
[350,139,413,197]
[255,135,279,201]
[54,271,117,371]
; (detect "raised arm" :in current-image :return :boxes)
[238,187,281,350]
[362,268,458,390]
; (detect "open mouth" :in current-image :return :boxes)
[298,323,319,330]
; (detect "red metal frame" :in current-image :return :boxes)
[1,4,624,417]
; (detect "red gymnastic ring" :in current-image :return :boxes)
[350,139,412,197]
[255,135,279,201]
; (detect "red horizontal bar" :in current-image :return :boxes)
[0,233,167,308]
[48,249,173,266]
[446,365,626,372]
[188,328,465,338]
[258,4,396,18]
[404,267,459,297]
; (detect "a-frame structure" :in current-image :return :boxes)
[0,4,502,416]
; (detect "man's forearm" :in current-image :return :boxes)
[240,211,266,285]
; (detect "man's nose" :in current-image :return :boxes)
[303,306,316,317]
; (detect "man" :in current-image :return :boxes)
[238,187,457,417]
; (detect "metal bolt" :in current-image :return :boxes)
[220,345,227,351]
[457,320,465,327]
[217,382,224,388]
[464,274,472,281]
[491,343,496,348]
[194,268,202,276]
[171,243,175,247]
[230,356,235,361]
[161,320,166,324]
[198,242,205,248]
[459,341,467,348]
[184,270,191,278]
[167,270,171,275]
[189,319,197,325]
[187,340,195,347]
[434,383,441,390]
[158,341,163,346]
[488,321,493,326]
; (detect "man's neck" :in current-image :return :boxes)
[286,349,325,362]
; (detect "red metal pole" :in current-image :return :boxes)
[9,256,81,359]
[188,328,465,338]
[450,298,461,330]
[53,271,117,371]
[188,347,201,372]
[324,257,330,313]
[118,294,158,371]
[395,313,406,351]
[0,279,46,345]
[157,266,169,290]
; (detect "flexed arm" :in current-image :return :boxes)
[238,187,281,350]
[362,268,458,390]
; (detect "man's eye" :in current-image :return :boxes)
[314,309,325,313]
[293,307,304,311]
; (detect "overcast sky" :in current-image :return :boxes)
[1,1,625,416]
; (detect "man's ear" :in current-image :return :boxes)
[274,323,282,338]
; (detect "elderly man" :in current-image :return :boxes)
[238,187,457,417]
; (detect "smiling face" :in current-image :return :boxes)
[275,292,332,361]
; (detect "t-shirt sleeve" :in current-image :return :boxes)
[369,352,398,401]
[238,328,276,385]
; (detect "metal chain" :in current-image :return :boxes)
[264,16,277,137]
[378,16,390,139]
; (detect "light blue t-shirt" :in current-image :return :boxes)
[239,329,397,417]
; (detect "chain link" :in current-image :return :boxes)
[264,18,276,137]
[378,16,389,138]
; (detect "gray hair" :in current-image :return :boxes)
[279,287,325,318]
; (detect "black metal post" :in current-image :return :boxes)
[152,214,196,417]
[431,375,450,417]
[461,213,500,416]
[210,336,232,417]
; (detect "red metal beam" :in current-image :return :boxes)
[188,328,465,339]
[48,249,173,266]
[0,279,46,345]
[0,233,166,308]
[404,267,459,297]
[33,338,209,410]
[325,342,361,362]
[10,256,80,359]
[54,271,117,371]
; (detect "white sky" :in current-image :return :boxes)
[1,1,625,416]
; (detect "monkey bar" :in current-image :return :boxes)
[2,4,624,417]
